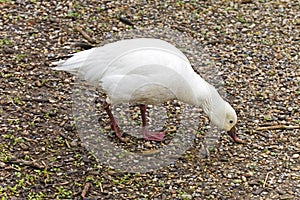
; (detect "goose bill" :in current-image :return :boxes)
[228,126,238,141]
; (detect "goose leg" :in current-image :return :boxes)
[102,101,128,142]
[140,105,165,141]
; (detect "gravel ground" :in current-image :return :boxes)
[0,0,299,199]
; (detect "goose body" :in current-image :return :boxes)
[53,38,241,142]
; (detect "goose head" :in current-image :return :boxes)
[208,100,237,131]
[208,100,240,142]
[200,88,240,142]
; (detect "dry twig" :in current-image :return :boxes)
[5,159,44,169]
[99,182,104,193]
[256,125,300,131]
[119,16,134,27]
[81,182,91,198]
[74,25,97,44]
[263,172,270,188]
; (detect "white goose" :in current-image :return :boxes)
[53,38,242,143]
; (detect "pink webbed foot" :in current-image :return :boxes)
[142,127,165,142]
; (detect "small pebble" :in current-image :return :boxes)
[0,161,6,168]
[181,194,192,199]
[144,141,153,148]
[70,140,78,147]
[242,176,247,182]
[291,154,299,159]
[253,188,264,195]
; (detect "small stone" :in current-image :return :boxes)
[107,170,116,175]
[232,179,242,184]
[227,174,233,178]
[241,28,248,32]
[242,176,247,182]
[64,124,74,131]
[253,188,264,195]
[19,143,29,150]
[70,140,78,147]
[144,141,153,148]
[247,171,254,177]
[248,180,260,186]
[0,161,6,168]
[181,194,192,199]
[49,99,56,103]
[291,154,299,159]
[249,23,256,29]
[35,80,42,87]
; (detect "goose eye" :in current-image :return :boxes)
[229,120,234,124]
